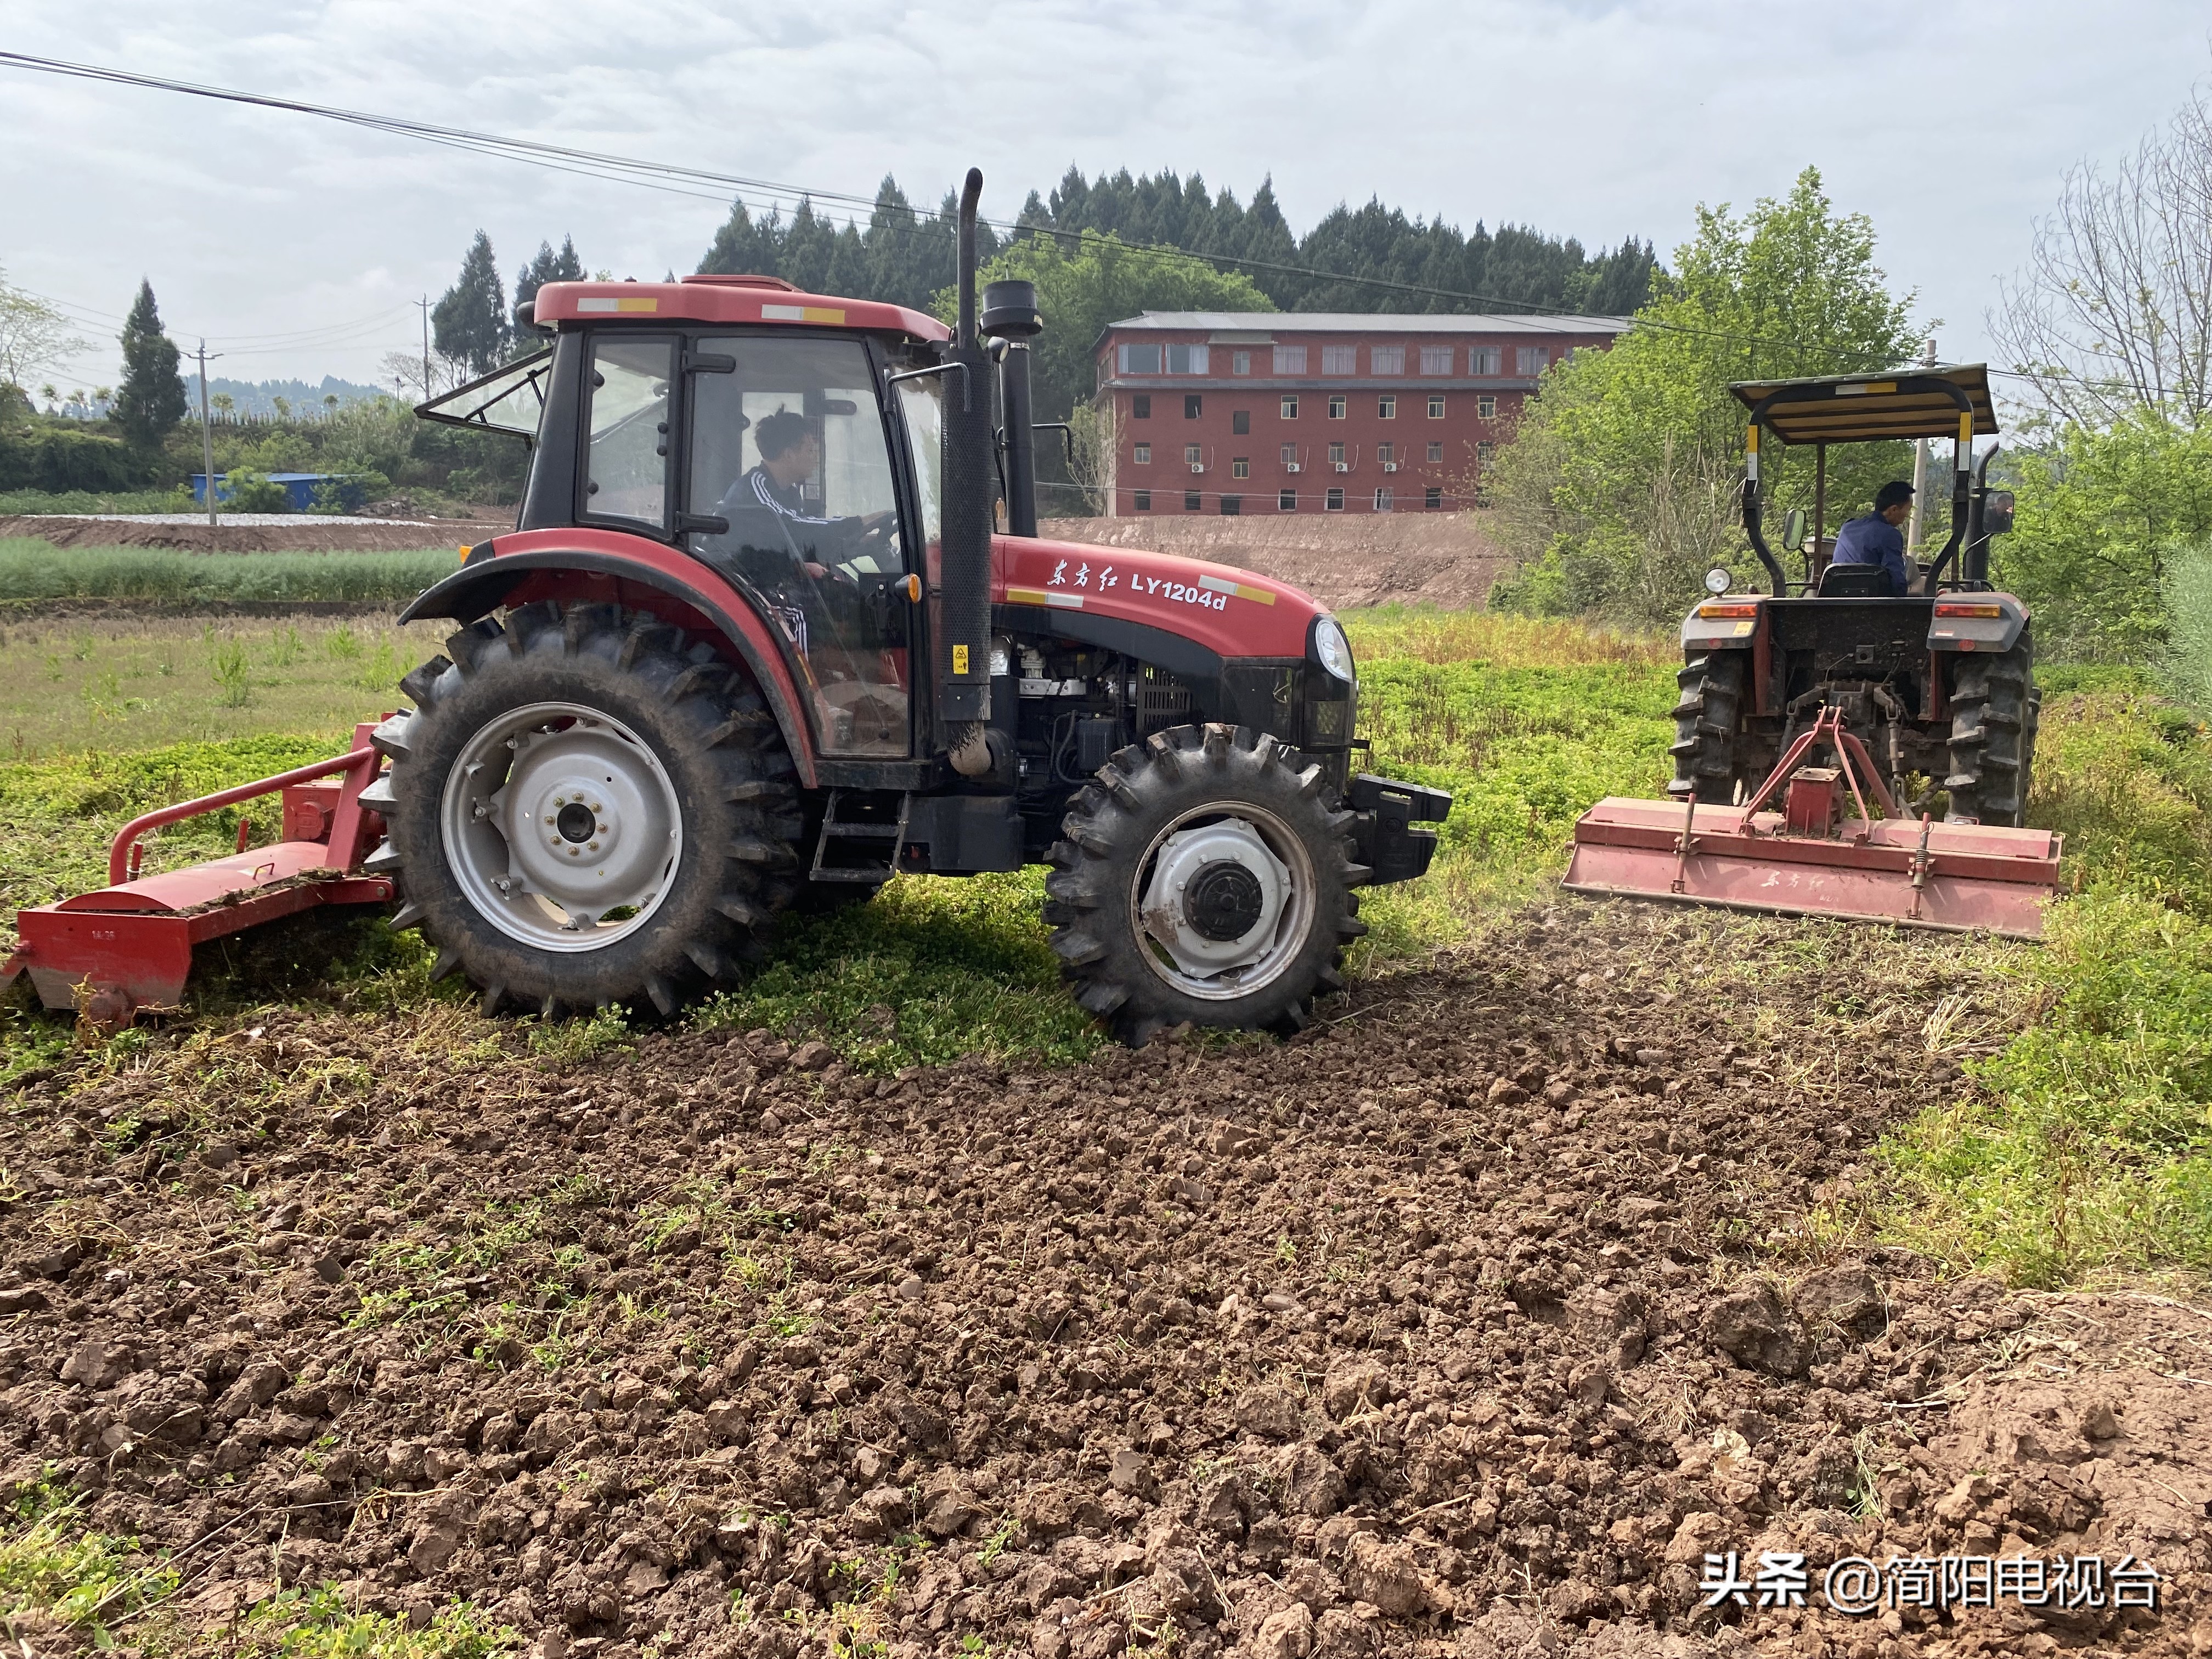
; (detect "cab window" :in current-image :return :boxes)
[686,335,909,758]
[582,338,672,529]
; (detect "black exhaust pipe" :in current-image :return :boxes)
[940,168,994,768]
[984,278,1043,538]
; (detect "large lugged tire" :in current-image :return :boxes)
[1668,652,1746,804]
[1944,640,2037,827]
[371,600,803,1017]
[1043,723,1369,1047]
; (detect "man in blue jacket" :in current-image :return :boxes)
[1829,481,1916,595]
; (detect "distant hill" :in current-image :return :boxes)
[185,374,392,417]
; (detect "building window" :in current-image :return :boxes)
[1184,490,1202,511]
[1325,487,1345,511]
[1470,347,1501,375]
[1167,343,1209,375]
[1374,487,1393,512]
[1328,441,1346,466]
[1426,441,1443,462]
[1279,488,1296,511]
[1273,345,1307,375]
[1132,394,1151,419]
[1327,395,1346,419]
[1280,443,1297,467]
[1280,394,1299,419]
[1378,395,1397,419]
[1221,495,1241,516]
[1184,394,1202,419]
[1516,346,1549,375]
[1377,442,1395,465]
[1185,443,1203,466]
[1419,346,1453,376]
[1321,345,1357,375]
[1476,441,1496,462]
[1232,410,1250,435]
[1133,443,1151,465]
[1233,350,1251,375]
[1476,394,1497,419]
[1426,394,1445,418]
[1370,345,1404,375]
[1118,343,1163,374]
[1232,458,1250,479]
[1133,489,1151,511]
[1425,486,1443,509]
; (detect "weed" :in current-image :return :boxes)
[325,624,363,660]
[0,538,454,605]
[0,1495,179,1643]
[211,639,253,707]
[527,1005,633,1066]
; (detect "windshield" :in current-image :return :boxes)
[415,349,554,442]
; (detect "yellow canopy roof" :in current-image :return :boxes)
[1728,364,1999,444]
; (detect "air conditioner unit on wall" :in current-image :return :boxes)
[1382,462,1399,472]
[1284,463,1301,473]
[1334,462,1350,473]
[1189,463,1206,474]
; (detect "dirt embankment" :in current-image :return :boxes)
[2,908,2207,1658]
[0,515,499,554]
[1037,516,1511,613]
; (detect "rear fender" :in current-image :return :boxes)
[397,532,819,786]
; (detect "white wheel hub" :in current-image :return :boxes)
[1134,806,1314,998]
[441,701,682,950]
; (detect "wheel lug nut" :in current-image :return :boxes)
[588,841,600,851]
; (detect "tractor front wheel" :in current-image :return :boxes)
[1044,723,1368,1046]
[372,600,803,1017]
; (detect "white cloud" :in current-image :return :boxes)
[3,0,2207,394]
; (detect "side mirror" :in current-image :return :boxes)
[1780,509,1808,553]
[1983,490,2015,535]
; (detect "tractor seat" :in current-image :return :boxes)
[1816,563,1896,598]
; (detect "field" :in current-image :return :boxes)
[2,592,2210,1657]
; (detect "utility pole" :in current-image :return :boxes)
[416,295,433,401]
[1906,335,1935,558]
[195,341,221,528]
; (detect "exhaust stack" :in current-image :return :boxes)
[940,168,994,766]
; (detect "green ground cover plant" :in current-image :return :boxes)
[0,539,454,605]
[0,487,196,515]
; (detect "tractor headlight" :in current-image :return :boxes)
[1311,616,1355,687]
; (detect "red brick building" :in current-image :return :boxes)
[1093,311,1623,516]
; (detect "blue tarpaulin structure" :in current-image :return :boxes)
[189,472,370,512]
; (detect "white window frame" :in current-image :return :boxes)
[1469,347,1501,376]
[1374,487,1393,511]
[1166,343,1210,375]
[1370,345,1405,376]
[1378,395,1397,419]
[1133,443,1150,465]
[1324,486,1345,511]
[1119,343,1163,374]
[1273,345,1308,375]
[1232,350,1251,375]
[1231,457,1250,479]
[1321,345,1357,375]
[1419,346,1453,376]
[1477,394,1497,419]
[1280,394,1299,419]
[1327,395,1347,419]
[1278,488,1296,511]
[1426,441,1443,462]
[1515,346,1549,376]
[1426,394,1446,418]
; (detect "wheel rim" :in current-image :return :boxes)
[1130,802,1316,1001]
[439,700,683,952]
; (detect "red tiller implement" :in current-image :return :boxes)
[1,724,394,1025]
[1565,708,2062,938]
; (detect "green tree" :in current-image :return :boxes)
[110,279,187,456]
[432,232,509,377]
[1994,407,2212,660]
[0,268,91,391]
[1489,167,1921,624]
[515,235,585,313]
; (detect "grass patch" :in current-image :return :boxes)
[0,538,455,603]
[0,487,195,515]
[1878,675,2212,1285]
[1341,606,1677,962]
[0,615,441,759]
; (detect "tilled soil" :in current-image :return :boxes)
[2,906,2208,1658]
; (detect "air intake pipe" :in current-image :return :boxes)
[984,278,1044,538]
[941,168,995,775]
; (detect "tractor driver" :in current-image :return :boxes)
[715,409,894,582]
[1829,480,1915,596]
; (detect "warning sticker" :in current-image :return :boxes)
[951,644,970,675]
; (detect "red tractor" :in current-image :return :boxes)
[5,172,1448,1045]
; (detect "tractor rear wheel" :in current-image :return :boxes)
[1668,652,1746,805]
[1043,723,1368,1047]
[373,600,802,1017]
[1943,641,2038,827]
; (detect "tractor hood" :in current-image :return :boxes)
[994,535,1323,660]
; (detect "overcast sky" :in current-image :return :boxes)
[4,1,2208,398]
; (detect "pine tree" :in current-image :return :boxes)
[515,235,585,311]
[432,232,510,377]
[110,279,186,454]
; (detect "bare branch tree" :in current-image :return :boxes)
[1993,83,2212,427]
[0,270,93,391]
